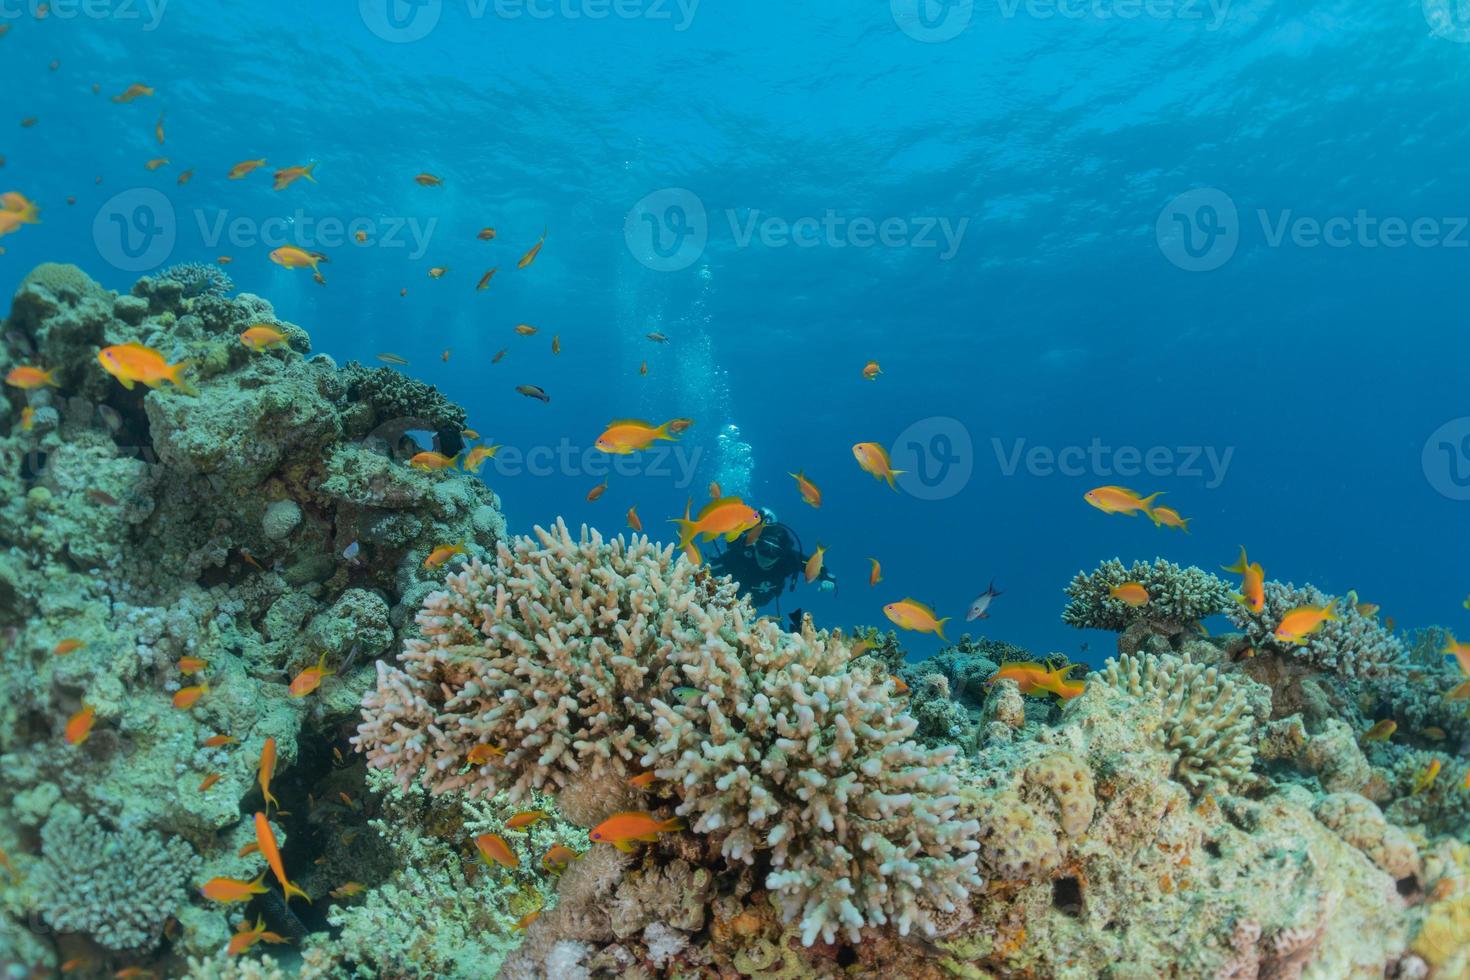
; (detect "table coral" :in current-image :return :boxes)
[356,519,982,947]
[1063,557,1232,650]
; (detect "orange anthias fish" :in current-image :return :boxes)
[111,83,154,103]
[639,361,648,376]
[5,365,58,389]
[227,917,287,956]
[551,335,561,355]
[240,325,288,351]
[198,773,222,792]
[542,845,580,873]
[1273,603,1338,645]
[0,192,41,238]
[1442,635,1470,675]
[254,811,310,902]
[475,833,518,869]
[884,598,949,641]
[414,173,443,186]
[466,744,504,766]
[1222,546,1265,613]
[202,734,234,747]
[259,737,279,809]
[288,652,333,697]
[228,158,267,179]
[1083,485,1162,518]
[514,323,538,336]
[144,157,169,171]
[463,444,502,473]
[1109,582,1150,607]
[1444,679,1470,700]
[804,544,827,584]
[52,638,85,656]
[863,360,881,380]
[589,811,685,852]
[269,245,327,270]
[331,881,365,898]
[98,344,197,394]
[1412,758,1442,796]
[670,497,762,553]
[201,872,268,904]
[65,704,95,745]
[504,810,550,831]
[586,481,608,502]
[790,470,822,507]
[868,557,882,587]
[478,227,496,240]
[178,656,207,674]
[1150,505,1191,532]
[428,266,448,279]
[173,684,208,709]
[627,506,642,532]
[492,348,508,364]
[476,268,497,291]
[628,771,657,788]
[177,169,194,185]
[517,228,547,269]
[423,543,466,569]
[19,406,34,432]
[408,451,458,472]
[852,442,904,491]
[595,419,678,454]
[988,661,1084,700]
[273,163,317,190]
[1363,719,1397,742]
[513,909,541,931]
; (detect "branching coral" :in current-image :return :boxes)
[1063,558,1231,648]
[155,262,235,298]
[1228,581,1406,680]
[1098,651,1266,795]
[31,805,196,951]
[356,519,981,946]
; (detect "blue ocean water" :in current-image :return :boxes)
[5,0,1470,664]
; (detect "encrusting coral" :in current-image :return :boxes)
[356,519,982,947]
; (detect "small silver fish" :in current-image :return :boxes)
[966,580,1002,621]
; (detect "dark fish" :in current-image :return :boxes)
[86,489,118,506]
[516,384,550,403]
[966,580,1002,621]
[787,608,804,631]
[647,332,668,343]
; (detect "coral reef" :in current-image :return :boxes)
[1228,580,1406,680]
[155,262,236,299]
[1064,557,1232,652]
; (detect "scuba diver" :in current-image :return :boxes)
[706,507,836,613]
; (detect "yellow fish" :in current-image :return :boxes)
[1273,603,1338,645]
[423,543,466,570]
[884,598,949,641]
[463,444,501,473]
[517,227,546,269]
[790,470,822,507]
[1363,719,1396,741]
[228,158,267,179]
[862,360,881,380]
[273,162,317,190]
[408,451,458,472]
[97,344,196,395]
[1222,546,1265,613]
[595,419,677,454]
[804,543,826,584]
[670,497,762,552]
[1083,485,1161,518]
[239,325,288,351]
[1411,758,1442,795]
[269,246,326,270]
[111,82,154,103]
[1150,505,1190,532]
[852,441,904,490]
[1109,582,1150,607]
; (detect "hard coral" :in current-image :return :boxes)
[357,519,982,946]
[1227,581,1406,680]
[155,261,235,299]
[1063,558,1231,650]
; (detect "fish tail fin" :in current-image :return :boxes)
[303,162,317,183]
[655,420,677,441]
[669,499,696,550]
[282,879,312,904]
[658,817,687,833]
[1179,516,1191,533]
[885,469,903,491]
[1138,491,1163,515]
[935,617,950,643]
[988,579,1001,598]
[263,787,279,811]
[169,360,199,396]
[1222,546,1248,575]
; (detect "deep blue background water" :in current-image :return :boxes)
[4,0,1470,664]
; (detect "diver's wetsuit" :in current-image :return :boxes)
[707,522,835,611]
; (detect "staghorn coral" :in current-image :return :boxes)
[1227,580,1406,680]
[1098,650,1268,795]
[1064,558,1232,650]
[30,804,196,952]
[356,519,982,946]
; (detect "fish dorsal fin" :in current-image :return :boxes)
[900,597,935,617]
[697,497,745,520]
[996,660,1048,673]
[607,418,656,429]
